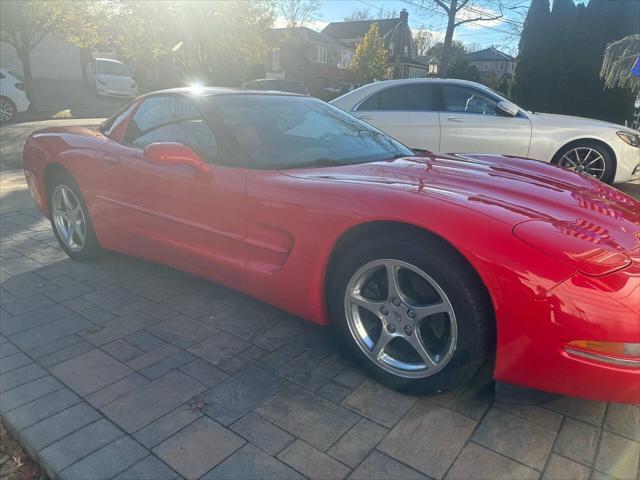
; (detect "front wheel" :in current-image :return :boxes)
[554,142,615,184]
[0,96,16,122]
[328,234,493,394]
[49,173,102,261]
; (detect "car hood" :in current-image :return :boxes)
[528,112,628,131]
[282,152,640,253]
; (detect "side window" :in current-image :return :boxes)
[101,102,137,138]
[441,85,497,115]
[357,84,433,112]
[123,96,218,161]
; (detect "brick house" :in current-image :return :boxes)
[264,27,355,98]
[465,47,516,79]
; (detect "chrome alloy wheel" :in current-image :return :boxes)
[557,147,606,180]
[0,97,15,122]
[344,259,457,379]
[52,185,86,252]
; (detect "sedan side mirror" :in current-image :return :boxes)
[144,142,210,173]
[496,100,519,117]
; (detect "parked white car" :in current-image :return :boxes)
[331,78,640,184]
[86,58,138,98]
[0,68,30,122]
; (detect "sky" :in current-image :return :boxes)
[275,0,530,55]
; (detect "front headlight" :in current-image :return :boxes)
[616,130,640,148]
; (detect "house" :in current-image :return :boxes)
[322,9,429,79]
[465,47,516,78]
[263,27,355,97]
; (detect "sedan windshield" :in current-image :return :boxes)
[205,95,412,169]
[97,61,130,77]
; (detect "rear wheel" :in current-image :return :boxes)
[0,96,16,122]
[49,172,102,261]
[554,142,615,184]
[328,233,493,394]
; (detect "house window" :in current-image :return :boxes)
[338,50,351,69]
[314,46,328,64]
[499,61,505,71]
[272,48,280,71]
[483,63,490,71]
[509,63,515,72]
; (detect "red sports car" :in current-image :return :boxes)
[23,88,640,404]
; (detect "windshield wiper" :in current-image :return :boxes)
[284,158,352,169]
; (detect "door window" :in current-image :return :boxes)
[441,85,498,115]
[123,95,218,161]
[356,84,433,112]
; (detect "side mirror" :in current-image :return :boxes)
[144,142,210,173]
[496,100,519,117]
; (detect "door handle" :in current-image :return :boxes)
[102,155,121,166]
[447,117,464,123]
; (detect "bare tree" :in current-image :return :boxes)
[278,0,321,28]
[413,27,435,57]
[421,0,505,78]
[344,6,399,21]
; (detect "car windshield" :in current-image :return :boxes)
[205,95,412,169]
[97,61,130,76]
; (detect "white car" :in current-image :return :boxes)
[0,68,30,122]
[331,78,640,184]
[86,58,138,98]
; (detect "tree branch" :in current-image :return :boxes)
[433,0,450,14]
[454,4,504,27]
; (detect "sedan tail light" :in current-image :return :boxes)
[15,82,24,91]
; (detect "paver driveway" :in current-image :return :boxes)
[1,205,639,480]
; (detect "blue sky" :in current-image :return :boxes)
[289,0,530,54]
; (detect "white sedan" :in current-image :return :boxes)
[0,68,30,122]
[331,78,640,184]
[86,58,138,98]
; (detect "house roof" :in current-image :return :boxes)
[465,47,515,62]
[269,27,351,48]
[321,18,402,40]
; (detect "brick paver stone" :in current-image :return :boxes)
[0,362,47,393]
[113,455,179,480]
[50,349,133,396]
[4,387,79,432]
[379,400,476,479]
[257,385,359,451]
[542,454,590,480]
[446,442,539,480]
[152,416,244,480]
[603,403,640,442]
[134,405,202,449]
[327,418,387,468]
[9,314,92,351]
[342,379,417,428]
[278,440,350,480]
[229,412,294,455]
[348,451,427,480]
[59,436,148,480]
[203,444,304,480]
[553,418,600,465]
[472,407,556,470]
[594,430,640,480]
[101,370,206,433]
[0,376,63,413]
[38,418,123,474]
[187,331,250,365]
[545,396,607,427]
[20,402,101,453]
[201,365,288,425]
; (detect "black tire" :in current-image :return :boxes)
[48,171,102,261]
[328,232,493,395]
[0,96,16,123]
[553,141,615,184]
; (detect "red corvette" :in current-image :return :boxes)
[23,88,640,403]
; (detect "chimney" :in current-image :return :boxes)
[400,9,408,24]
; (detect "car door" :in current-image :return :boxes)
[99,94,247,288]
[437,83,532,157]
[351,83,441,152]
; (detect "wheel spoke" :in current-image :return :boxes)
[66,222,76,246]
[53,208,66,218]
[385,262,402,300]
[75,220,86,244]
[412,301,450,320]
[350,293,384,318]
[60,188,73,210]
[561,154,578,169]
[405,333,438,368]
[371,330,393,358]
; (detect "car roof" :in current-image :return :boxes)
[95,58,125,64]
[145,87,305,98]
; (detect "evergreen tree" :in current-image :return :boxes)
[512,0,551,110]
[349,23,389,84]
